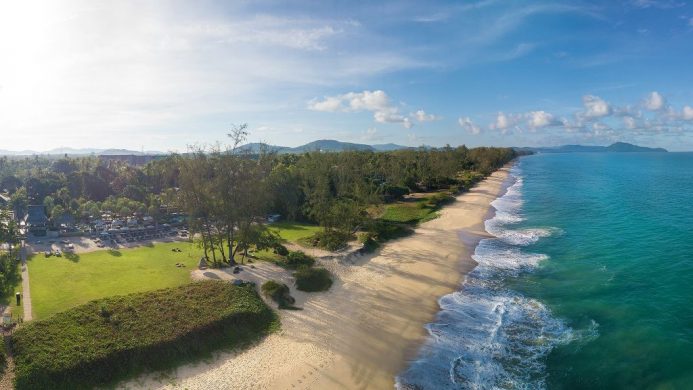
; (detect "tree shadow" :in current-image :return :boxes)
[107,249,122,257]
[64,252,80,263]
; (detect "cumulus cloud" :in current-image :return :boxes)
[458,117,481,135]
[309,90,417,128]
[623,116,637,129]
[644,91,666,111]
[527,110,560,129]
[412,109,440,122]
[582,95,611,118]
[682,106,693,120]
[469,90,693,144]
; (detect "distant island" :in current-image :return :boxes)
[515,142,668,154]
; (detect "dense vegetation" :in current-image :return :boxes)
[0,128,517,265]
[11,281,278,390]
[0,210,21,299]
[293,267,333,292]
[261,280,296,309]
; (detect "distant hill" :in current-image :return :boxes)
[291,140,374,152]
[371,143,412,151]
[516,142,667,154]
[236,139,413,154]
[0,148,165,156]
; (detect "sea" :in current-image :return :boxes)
[397,152,693,389]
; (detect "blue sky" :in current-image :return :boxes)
[1,0,693,151]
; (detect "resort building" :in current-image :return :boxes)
[23,205,49,236]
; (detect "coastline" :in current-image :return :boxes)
[123,165,512,390]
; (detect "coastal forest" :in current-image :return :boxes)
[0,134,516,268]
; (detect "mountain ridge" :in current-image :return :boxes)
[515,142,667,154]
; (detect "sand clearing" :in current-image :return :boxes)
[122,167,511,390]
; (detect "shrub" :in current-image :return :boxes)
[369,220,412,240]
[427,192,454,207]
[285,251,315,269]
[381,184,409,201]
[293,267,333,292]
[301,230,352,251]
[261,280,296,309]
[0,337,6,374]
[273,243,289,256]
[11,281,278,390]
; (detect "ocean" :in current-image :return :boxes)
[397,152,693,389]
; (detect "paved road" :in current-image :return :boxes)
[20,241,32,321]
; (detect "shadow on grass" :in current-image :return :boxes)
[64,252,80,262]
[107,249,122,257]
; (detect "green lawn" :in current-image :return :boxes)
[27,242,202,320]
[381,198,440,224]
[380,192,455,225]
[269,221,322,242]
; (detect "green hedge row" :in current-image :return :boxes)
[11,281,278,390]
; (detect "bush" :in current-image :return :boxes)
[285,251,315,269]
[369,220,412,240]
[426,192,454,207]
[261,280,296,309]
[293,267,333,292]
[301,230,352,251]
[0,337,6,374]
[11,281,278,390]
[381,184,409,201]
[273,243,289,256]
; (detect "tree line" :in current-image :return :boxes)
[0,132,517,266]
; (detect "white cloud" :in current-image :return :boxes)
[623,116,637,129]
[361,127,382,141]
[682,106,693,120]
[582,95,611,118]
[458,117,481,135]
[412,109,440,122]
[309,90,417,128]
[493,112,511,129]
[644,91,666,111]
[527,110,559,128]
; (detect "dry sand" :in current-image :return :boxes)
[121,167,511,390]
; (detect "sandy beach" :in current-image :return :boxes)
[122,166,511,390]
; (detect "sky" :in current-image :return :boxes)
[1,0,693,152]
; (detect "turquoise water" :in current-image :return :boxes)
[398,152,693,389]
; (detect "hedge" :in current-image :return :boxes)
[11,281,278,390]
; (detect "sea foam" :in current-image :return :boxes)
[396,165,595,390]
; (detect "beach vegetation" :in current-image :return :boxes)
[293,267,333,292]
[284,251,316,269]
[261,280,296,309]
[11,281,278,390]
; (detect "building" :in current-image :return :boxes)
[24,205,48,236]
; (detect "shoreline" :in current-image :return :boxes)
[122,165,513,390]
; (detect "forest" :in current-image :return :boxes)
[0,132,518,267]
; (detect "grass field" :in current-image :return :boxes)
[381,198,440,224]
[26,223,323,320]
[27,242,202,320]
[269,221,322,242]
